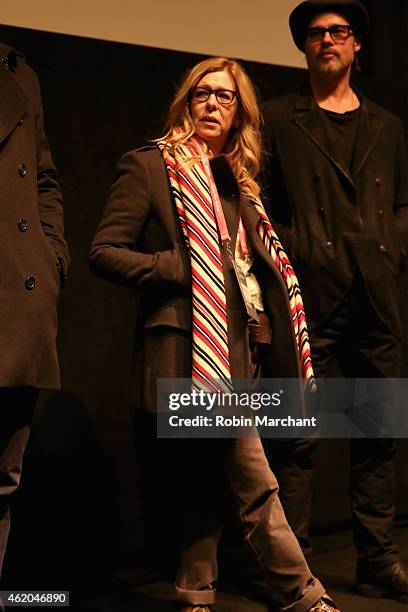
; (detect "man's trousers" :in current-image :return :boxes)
[264,274,401,571]
[0,388,37,577]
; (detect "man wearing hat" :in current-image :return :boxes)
[261,0,408,603]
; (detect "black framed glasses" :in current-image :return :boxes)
[307,24,355,43]
[190,87,238,105]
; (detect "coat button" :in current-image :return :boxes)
[326,241,333,248]
[18,163,27,177]
[375,177,381,186]
[18,117,25,125]
[25,276,36,290]
[319,206,325,214]
[378,209,384,217]
[379,244,387,253]
[17,218,28,232]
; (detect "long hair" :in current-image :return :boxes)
[158,57,261,198]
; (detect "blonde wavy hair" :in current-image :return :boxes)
[158,57,261,198]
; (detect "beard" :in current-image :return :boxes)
[315,56,351,76]
[306,46,356,78]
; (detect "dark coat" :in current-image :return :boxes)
[261,89,408,336]
[89,147,302,412]
[0,43,68,388]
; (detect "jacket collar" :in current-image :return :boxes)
[0,45,29,145]
[293,83,383,187]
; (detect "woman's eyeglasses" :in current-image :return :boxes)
[191,87,238,105]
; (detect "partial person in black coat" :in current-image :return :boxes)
[0,43,68,584]
[261,0,408,603]
[90,56,339,612]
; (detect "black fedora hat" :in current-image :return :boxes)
[289,0,370,51]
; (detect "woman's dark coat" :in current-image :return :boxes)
[90,147,303,412]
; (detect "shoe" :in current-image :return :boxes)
[308,593,340,611]
[356,561,408,603]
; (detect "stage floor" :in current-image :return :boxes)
[77,527,408,611]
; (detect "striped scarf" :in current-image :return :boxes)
[158,139,314,387]
[250,197,314,382]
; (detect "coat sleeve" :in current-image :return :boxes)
[32,68,69,286]
[393,119,408,261]
[89,151,189,288]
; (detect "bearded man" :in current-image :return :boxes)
[261,0,408,603]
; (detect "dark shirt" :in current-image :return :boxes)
[320,107,361,176]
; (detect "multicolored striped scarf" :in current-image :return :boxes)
[158,138,314,388]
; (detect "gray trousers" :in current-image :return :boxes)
[174,435,325,611]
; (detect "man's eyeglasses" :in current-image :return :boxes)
[307,24,355,43]
[191,87,238,105]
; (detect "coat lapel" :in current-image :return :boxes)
[352,99,384,177]
[0,59,29,145]
[293,91,354,187]
[293,88,384,184]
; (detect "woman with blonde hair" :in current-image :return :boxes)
[90,57,339,612]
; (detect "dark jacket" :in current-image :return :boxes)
[261,89,408,336]
[0,43,68,388]
[89,147,303,411]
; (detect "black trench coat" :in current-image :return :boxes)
[0,44,68,388]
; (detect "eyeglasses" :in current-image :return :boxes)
[307,24,355,43]
[191,87,238,105]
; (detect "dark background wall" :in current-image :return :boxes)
[0,0,407,592]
